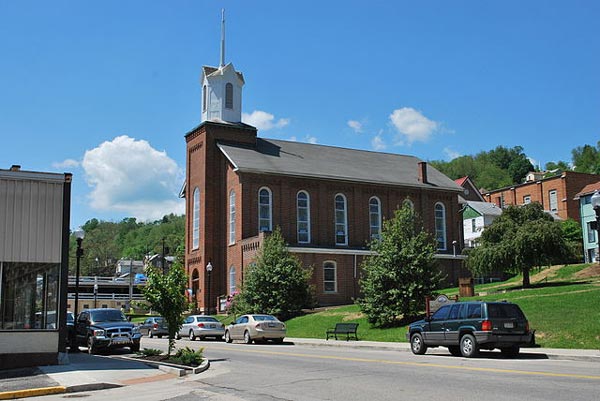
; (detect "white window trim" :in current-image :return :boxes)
[297,190,311,244]
[229,266,236,295]
[369,196,382,240]
[192,187,200,250]
[435,202,447,251]
[334,193,348,246]
[549,190,558,212]
[323,261,337,293]
[258,186,273,232]
[229,190,236,245]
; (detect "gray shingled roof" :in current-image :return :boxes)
[466,201,503,217]
[202,65,245,83]
[217,138,462,192]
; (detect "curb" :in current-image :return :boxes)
[0,386,66,400]
[116,355,210,376]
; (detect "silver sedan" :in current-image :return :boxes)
[224,314,286,344]
[176,315,224,341]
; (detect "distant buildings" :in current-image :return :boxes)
[575,182,600,263]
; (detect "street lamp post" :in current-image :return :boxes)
[591,190,600,263]
[206,262,213,315]
[74,228,85,320]
[93,283,98,309]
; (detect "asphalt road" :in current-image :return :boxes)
[28,337,600,401]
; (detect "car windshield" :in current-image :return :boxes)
[253,315,277,321]
[197,317,219,322]
[91,309,127,322]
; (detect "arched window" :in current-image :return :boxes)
[405,198,414,209]
[323,261,337,293]
[192,187,200,249]
[191,269,200,300]
[334,194,348,245]
[229,266,236,295]
[297,190,310,243]
[202,85,207,112]
[258,187,272,232]
[369,197,381,240]
[435,202,447,250]
[229,190,236,244]
[225,83,233,109]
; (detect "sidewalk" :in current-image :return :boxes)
[1,340,599,399]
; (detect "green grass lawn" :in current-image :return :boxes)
[285,263,600,349]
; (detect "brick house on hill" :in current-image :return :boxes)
[483,171,600,222]
[183,26,467,312]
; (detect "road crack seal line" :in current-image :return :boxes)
[210,346,600,381]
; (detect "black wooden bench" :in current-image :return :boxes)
[326,323,359,341]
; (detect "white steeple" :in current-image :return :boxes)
[201,9,244,123]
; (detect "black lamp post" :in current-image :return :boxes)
[93,283,98,309]
[206,262,213,315]
[591,190,600,263]
[74,228,85,320]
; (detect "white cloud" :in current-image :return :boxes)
[305,135,318,144]
[242,110,290,131]
[347,120,363,133]
[371,135,386,151]
[82,135,184,221]
[52,159,80,169]
[288,136,297,142]
[444,147,462,160]
[389,107,438,145]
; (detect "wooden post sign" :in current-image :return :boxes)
[425,294,457,318]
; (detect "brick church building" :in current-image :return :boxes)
[183,30,466,312]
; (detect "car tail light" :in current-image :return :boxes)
[197,323,205,328]
[481,320,492,331]
[255,323,261,329]
[153,323,158,329]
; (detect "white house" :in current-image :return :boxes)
[462,201,503,247]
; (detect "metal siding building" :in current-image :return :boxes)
[0,166,72,369]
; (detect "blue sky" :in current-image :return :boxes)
[1,1,598,229]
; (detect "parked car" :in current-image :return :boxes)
[224,314,286,344]
[176,315,225,341]
[139,316,169,338]
[406,301,533,358]
[66,311,75,348]
[74,308,142,354]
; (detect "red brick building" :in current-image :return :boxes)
[183,46,467,312]
[483,171,600,222]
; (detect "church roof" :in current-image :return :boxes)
[217,138,463,192]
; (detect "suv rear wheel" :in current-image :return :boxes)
[410,333,427,355]
[460,334,478,358]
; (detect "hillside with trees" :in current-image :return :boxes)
[430,141,600,190]
[68,214,184,276]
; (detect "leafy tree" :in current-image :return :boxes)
[545,160,571,173]
[572,142,600,174]
[358,201,442,327]
[561,218,584,262]
[234,228,314,320]
[467,203,570,288]
[143,259,189,356]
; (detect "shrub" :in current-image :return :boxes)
[172,346,204,366]
[138,348,162,356]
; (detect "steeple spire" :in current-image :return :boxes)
[220,9,225,67]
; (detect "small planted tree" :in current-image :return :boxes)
[143,260,189,356]
[358,200,442,327]
[234,227,314,320]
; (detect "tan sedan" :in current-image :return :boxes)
[224,314,286,344]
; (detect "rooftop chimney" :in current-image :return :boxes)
[10,165,21,171]
[418,161,428,184]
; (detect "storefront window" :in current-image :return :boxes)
[0,262,60,330]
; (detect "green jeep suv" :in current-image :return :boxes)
[407,301,532,358]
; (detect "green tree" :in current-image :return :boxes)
[143,260,189,356]
[561,218,584,262]
[358,201,442,327]
[234,228,314,320]
[572,142,600,174]
[467,203,570,288]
